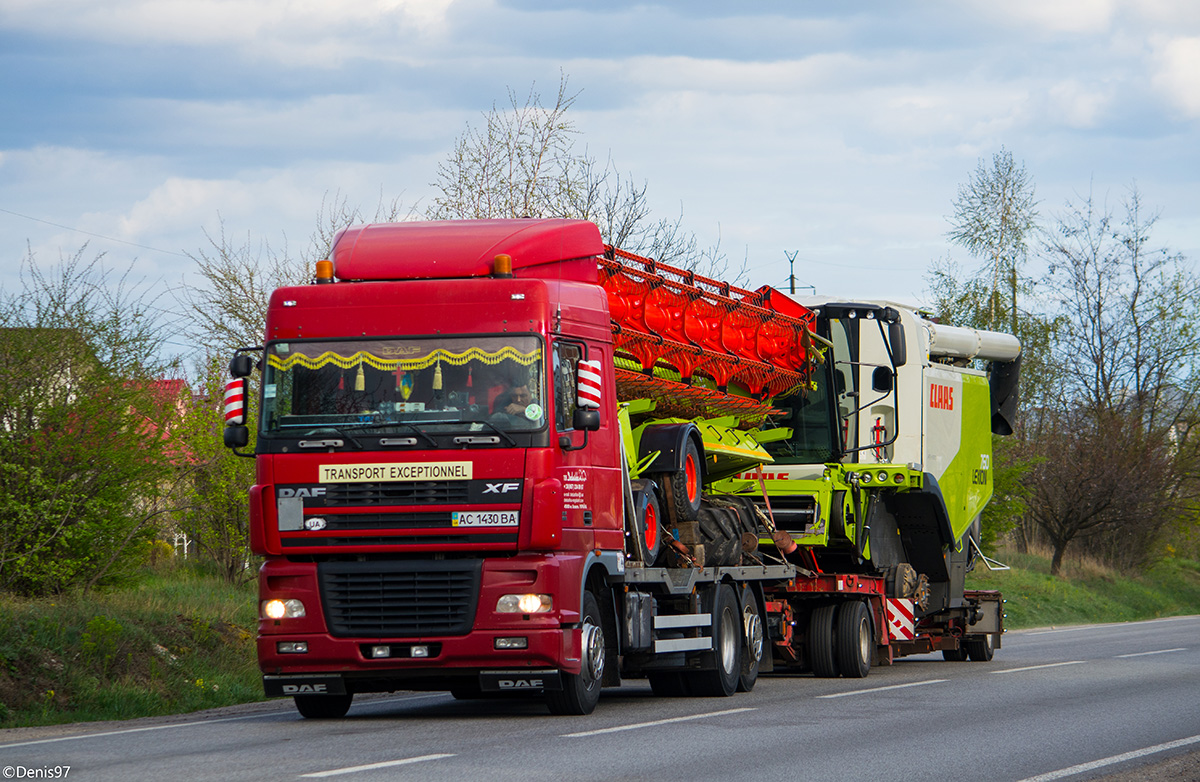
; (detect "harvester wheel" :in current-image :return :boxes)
[809,604,839,678]
[294,693,353,719]
[965,634,996,662]
[738,586,763,693]
[669,439,704,521]
[697,507,741,566]
[635,487,664,566]
[547,591,605,715]
[835,600,872,678]
[688,584,742,697]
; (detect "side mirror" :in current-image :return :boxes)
[229,354,254,378]
[223,425,249,448]
[888,321,907,367]
[573,408,600,431]
[872,366,894,393]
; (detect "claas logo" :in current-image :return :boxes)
[929,383,954,411]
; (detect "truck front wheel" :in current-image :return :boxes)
[547,591,605,715]
[294,693,353,719]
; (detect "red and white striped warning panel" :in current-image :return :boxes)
[224,379,246,425]
[886,598,915,641]
[577,359,602,409]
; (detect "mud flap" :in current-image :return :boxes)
[263,674,347,697]
[479,669,563,692]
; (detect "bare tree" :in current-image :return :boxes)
[428,74,736,278]
[947,147,1039,335]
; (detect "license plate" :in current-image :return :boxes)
[452,510,519,527]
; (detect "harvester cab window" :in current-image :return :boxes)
[761,356,841,465]
[828,318,859,453]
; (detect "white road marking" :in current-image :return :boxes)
[0,692,449,750]
[1025,616,1193,635]
[991,661,1085,674]
[816,679,947,699]
[0,713,278,749]
[561,707,755,738]
[1116,647,1186,658]
[1014,734,1200,781]
[302,754,455,777]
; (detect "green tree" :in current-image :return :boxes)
[0,247,181,595]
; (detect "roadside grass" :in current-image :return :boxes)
[1,549,1197,728]
[0,562,263,729]
[967,546,1200,629]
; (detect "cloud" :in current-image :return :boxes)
[1152,36,1200,118]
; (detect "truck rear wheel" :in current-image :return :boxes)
[294,693,353,719]
[835,600,872,678]
[688,583,742,697]
[738,587,763,693]
[547,591,605,715]
[809,604,839,678]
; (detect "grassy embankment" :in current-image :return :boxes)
[1,550,1197,729]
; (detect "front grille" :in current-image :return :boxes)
[318,560,482,638]
[322,481,469,507]
[316,512,452,530]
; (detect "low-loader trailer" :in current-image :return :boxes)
[222,218,1019,716]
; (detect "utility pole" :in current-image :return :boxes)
[785,251,798,295]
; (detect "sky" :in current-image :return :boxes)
[2,0,1199,358]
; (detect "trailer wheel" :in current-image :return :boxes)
[688,584,742,697]
[547,591,605,715]
[809,604,839,678]
[669,438,704,521]
[294,693,353,719]
[942,645,968,661]
[738,587,763,693]
[965,634,996,662]
[835,600,872,678]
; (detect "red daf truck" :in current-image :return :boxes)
[223,218,1015,718]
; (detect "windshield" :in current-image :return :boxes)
[261,335,547,438]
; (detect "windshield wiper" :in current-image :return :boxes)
[297,426,365,450]
[466,420,517,447]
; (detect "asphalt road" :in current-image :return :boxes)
[1,615,1197,782]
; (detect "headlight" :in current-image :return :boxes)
[496,594,553,613]
[263,598,306,619]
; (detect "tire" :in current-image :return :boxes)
[670,438,704,521]
[964,634,996,662]
[294,693,353,719]
[738,587,763,693]
[636,487,664,566]
[547,591,605,715]
[647,671,691,697]
[697,507,740,567]
[942,645,969,662]
[809,604,839,678]
[835,600,872,678]
[688,584,742,697]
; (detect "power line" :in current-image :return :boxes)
[0,207,190,258]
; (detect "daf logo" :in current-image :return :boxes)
[498,678,542,689]
[282,684,327,694]
[278,487,327,499]
[483,482,520,494]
